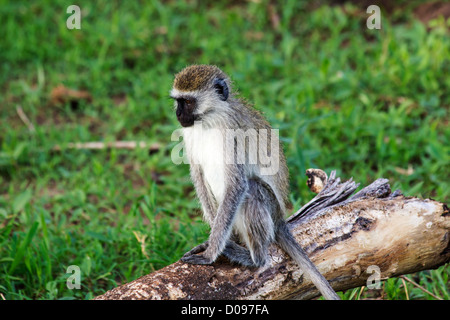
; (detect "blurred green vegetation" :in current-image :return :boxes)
[0,0,448,300]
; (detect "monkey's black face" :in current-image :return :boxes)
[175,97,198,127]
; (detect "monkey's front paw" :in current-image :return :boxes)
[182,241,209,259]
[180,253,213,265]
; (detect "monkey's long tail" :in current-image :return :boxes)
[276,224,340,300]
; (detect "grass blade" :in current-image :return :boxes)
[9,222,39,274]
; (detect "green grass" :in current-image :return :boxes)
[0,0,448,300]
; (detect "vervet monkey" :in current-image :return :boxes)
[170,65,339,300]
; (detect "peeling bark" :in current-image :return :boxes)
[95,173,450,300]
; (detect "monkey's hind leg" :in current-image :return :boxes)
[227,179,276,268]
[222,240,254,267]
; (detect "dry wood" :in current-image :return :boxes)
[49,84,93,105]
[95,171,450,300]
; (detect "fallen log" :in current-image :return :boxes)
[95,171,450,300]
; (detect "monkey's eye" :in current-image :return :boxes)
[184,99,196,108]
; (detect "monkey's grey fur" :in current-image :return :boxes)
[170,65,339,300]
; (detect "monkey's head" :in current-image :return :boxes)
[170,65,231,127]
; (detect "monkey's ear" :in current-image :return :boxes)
[213,78,229,101]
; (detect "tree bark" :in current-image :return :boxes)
[95,173,450,300]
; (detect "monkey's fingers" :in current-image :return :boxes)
[182,241,209,258]
[180,253,213,265]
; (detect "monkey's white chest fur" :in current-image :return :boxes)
[183,126,226,203]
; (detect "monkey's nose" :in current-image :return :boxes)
[176,103,183,117]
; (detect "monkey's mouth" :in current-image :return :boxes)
[177,114,195,127]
